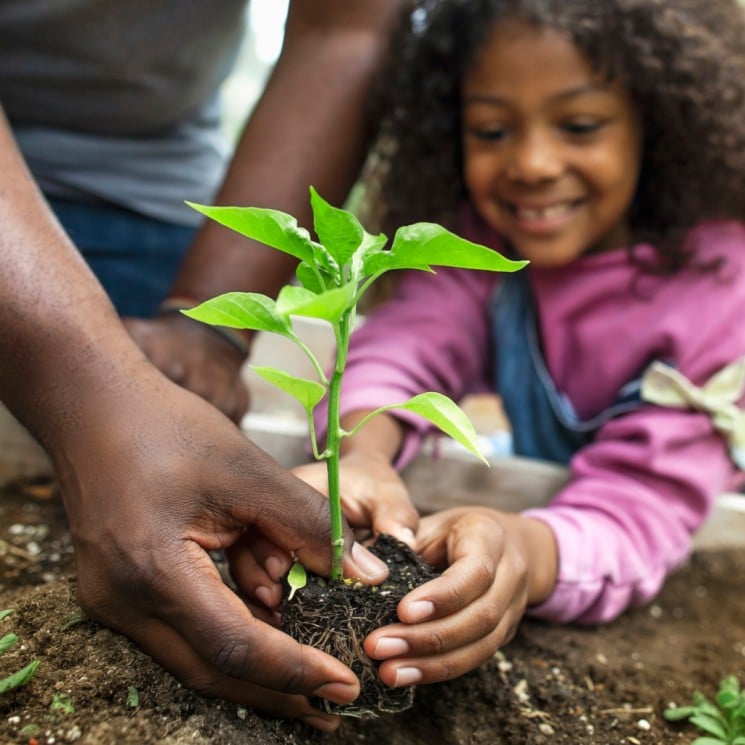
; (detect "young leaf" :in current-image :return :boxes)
[367,392,488,465]
[0,633,18,654]
[363,222,528,276]
[276,284,357,324]
[252,366,326,413]
[310,186,365,268]
[126,686,140,708]
[182,292,291,335]
[295,261,332,293]
[688,713,729,740]
[186,202,317,264]
[287,562,307,601]
[0,610,12,622]
[0,660,39,693]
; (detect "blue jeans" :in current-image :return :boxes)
[48,197,197,318]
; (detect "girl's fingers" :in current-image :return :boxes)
[226,528,293,608]
[365,565,505,661]
[375,607,522,687]
[396,552,499,624]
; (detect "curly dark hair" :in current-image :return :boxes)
[361,0,745,273]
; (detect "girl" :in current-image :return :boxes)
[285,0,745,693]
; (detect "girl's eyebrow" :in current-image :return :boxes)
[463,83,612,107]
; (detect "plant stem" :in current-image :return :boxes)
[326,310,352,581]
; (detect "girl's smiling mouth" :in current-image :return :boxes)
[505,198,585,233]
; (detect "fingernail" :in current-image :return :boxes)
[351,542,388,580]
[406,600,435,623]
[374,637,409,658]
[394,527,416,548]
[255,585,274,608]
[394,666,423,687]
[264,556,290,582]
[313,681,360,705]
[265,555,286,583]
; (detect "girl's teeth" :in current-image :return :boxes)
[518,203,572,219]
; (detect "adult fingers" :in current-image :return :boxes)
[225,453,389,584]
[142,545,362,703]
[129,615,341,732]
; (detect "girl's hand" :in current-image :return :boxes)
[292,453,420,548]
[364,508,558,687]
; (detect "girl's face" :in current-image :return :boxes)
[461,18,642,267]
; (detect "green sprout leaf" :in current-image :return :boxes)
[0,633,18,655]
[310,186,364,267]
[361,392,488,465]
[0,660,39,694]
[50,692,75,714]
[251,366,326,414]
[126,686,140,708]
[276,284,357,324]
[363,222,528,276]
[182,292,292,335]
[665,676,745,744]
[287,562,307,601]
[186,202,317,264]
[0,610,39,694]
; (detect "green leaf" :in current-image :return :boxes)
[374,392,488,465]
[251,366,326,413]
[0,633,18,654]
[363,222,528,276]
[186,202,317,264]
[287,562,307,601]
[691,739,728,745]
[50,692,75,714]
[0,660,39,693]
[182,292,292,335]
[295,261,331,293]
[664,705,700,721]
[310,186,365,268]
[716,688,740,709]
[0,610,12,622]
[689,713,729,740]
[126,686,140,708]
[276,284,357,323]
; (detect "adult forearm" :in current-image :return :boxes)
[0,109,148,455]
[169,0,409,302]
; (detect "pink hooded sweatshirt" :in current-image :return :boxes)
[318,212,745,624]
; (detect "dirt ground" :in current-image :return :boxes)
[0,477,743,745]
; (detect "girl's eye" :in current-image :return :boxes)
[561,120,603,136]
[466,125,507,142]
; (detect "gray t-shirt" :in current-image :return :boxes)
[0,0,248,226]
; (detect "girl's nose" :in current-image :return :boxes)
[505,130,562,184]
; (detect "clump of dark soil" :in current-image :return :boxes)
[281,534,439,719]
[0,477,743,745]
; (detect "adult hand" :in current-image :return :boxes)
[58,372,389,732]
[364,508,557,688]
[125,313,250,424]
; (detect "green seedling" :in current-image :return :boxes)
[184,187,526,581]
[126,685,140,708]
[0,609,39,694]
[664,675,745,744]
